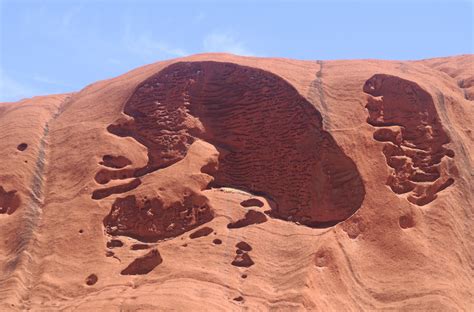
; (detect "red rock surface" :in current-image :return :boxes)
[0,54,472,311]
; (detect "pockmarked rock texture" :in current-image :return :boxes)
[96,61,365,227]
[0,54,472,311]
[363,74,456,206]
[103,191,213,242]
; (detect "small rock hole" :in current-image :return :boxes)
[17,143,28,151]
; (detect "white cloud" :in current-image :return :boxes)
[0,69,38,102]
[123,25,188,60]
[202,32,254,56]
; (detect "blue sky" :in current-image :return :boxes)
[0,0,472,102]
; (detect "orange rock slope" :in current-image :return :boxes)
[0,54,473,311]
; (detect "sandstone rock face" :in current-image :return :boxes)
[0,54,472,311]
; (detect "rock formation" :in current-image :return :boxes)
[0,54,472,311]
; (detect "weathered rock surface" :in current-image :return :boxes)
[0,54,472,311]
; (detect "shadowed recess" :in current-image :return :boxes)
[99,155,132,169]
[121,249,163,275]
[17,143,28,151]
[0,186,21,215]
[363,74,455,206]
[98,61,365,232]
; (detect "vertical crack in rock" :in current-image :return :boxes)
[308,60,331,129]
[363,74,455,205]
[97,61,365,246]
[0,96,71,308]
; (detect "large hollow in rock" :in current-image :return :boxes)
[102,61,365,229]
[363,74,455,206]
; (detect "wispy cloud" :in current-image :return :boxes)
[32,73,73,88]
[202,32,254,56]
[123,24,188,61]
[0,69,38,102]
